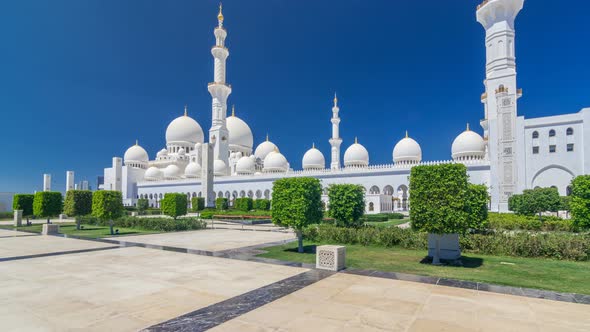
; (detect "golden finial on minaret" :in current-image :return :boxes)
[354,137,358,144]
[231,104,235,117]
[405,130,409,138]
[312,142,315,149]
[466,123,470,131]
[266,133,269,142]
[135,139,138,146]
[217,2,224,26]
[184,105,188,117]
[333,92,338,107]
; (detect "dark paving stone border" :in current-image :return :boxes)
[342,268,590,305]
[142,269,333,332]
[0,246,121,263]
[0,234,39,239]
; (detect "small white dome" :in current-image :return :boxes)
[344,139,369,167]
[452,125,485,161]
[393,133,422,164]
[178,148,186,156]
[124,143,149,164]
[157,148,168,158]
[163,164,181,179]
[214,159,227,176]
[184,162,201,178]
[236,156,256,175]
[226,114,253,151]
[144,167,163,181]
[263,150,289,173]
[302,145,325,170]
[165,114,204,145]
[255,137,279,161]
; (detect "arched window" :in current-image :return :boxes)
[549,129,556,137]
[532,131,539,139]
[566,186,573,196]
[368,202,374,212]
[566,127,574,136]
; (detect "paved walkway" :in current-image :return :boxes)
[0,228,588,331]
[106,228,295,252]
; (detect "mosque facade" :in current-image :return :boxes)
[103,0,589,213]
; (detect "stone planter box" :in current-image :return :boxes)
[316,245,346,271]
[428,233,461,260]
[13,210,23,227]
[42,224,60,235]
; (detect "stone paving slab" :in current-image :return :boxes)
[211,273,590,332]
[0,246,307,332]
[0,233,116,259]
[0,228,39,238]
[106,228,295,252]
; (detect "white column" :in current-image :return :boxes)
[477,0,524,212]
[43,174,51,192]
[66,171,75,191]
[112,157,122,192]
[201,143,215,208]
[329,94,343,170]
[208,5,231,170]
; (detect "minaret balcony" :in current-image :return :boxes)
[211,46,229,59]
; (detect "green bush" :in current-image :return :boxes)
[215,197,229,210]
[79,216,206,232]
[465,184,489,230]
[272,177,323,252]
[13,194,34,216]
[571,175,590,230]
[509,187,561,219]
[0,212,13,219]
[360,213,405,222]
[33,192,63,221]
[327,184,365,228]
[191,197,205,212]
[199,209,271,219]
[92,190,124,235]
[235,197,253,211]
[137,198,149,213]
[161,193,188,219]
[410,164,469,234]
[146,208,162,215]
[253,199,271,211]
[63,190,93,217]
[303,224,590,261]
[487,213,573,232]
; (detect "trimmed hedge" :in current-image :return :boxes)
[137,198,149,213]
[487,213,574,232]
[33,192,63,220]
[235,197,253,212]
[216,197,229,210]
[303,224,590,261]
[360,213,404,222]
[92,191,124,221]
[161,193,187,219]
[327,184,365,228]
[191,197,205,212]
[253,199,271,211]
[63,190,93,217]
[79,216,207,232]
[199,209,271,219]
[13,194,34,216]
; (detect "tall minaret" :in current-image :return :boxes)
[208,3,231,173]
[329,93,343,170]
[477,0,524,212]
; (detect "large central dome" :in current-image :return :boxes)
[165,113,204,145]
[226,111,253,151]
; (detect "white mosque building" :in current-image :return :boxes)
[103,0,589,213]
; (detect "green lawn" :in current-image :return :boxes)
[258,241,590,295]
[364,219,409,228]
[0,223,159,238]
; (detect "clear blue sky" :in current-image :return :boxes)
[1,0,588,193]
